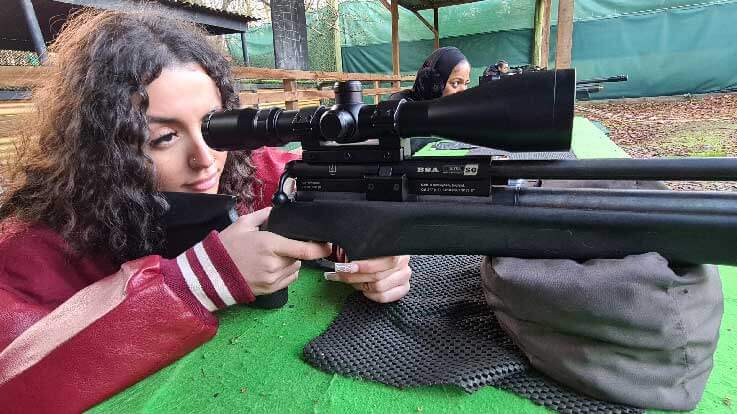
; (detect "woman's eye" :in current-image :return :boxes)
[150,132,178,148]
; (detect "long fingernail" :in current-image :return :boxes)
[323,272,339,281]
[334,263,359,273]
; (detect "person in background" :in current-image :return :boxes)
[496,59,510,75]
[390,46,470,101]
[390,47,471,153]
[0,10,411,412]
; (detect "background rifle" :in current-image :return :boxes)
[201,69,737,266]
[576,75,628,100]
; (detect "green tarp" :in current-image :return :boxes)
[232,0,737,99]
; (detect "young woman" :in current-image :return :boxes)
[0,10,410,412]
[390,47,471,154]
[390,46,471,101]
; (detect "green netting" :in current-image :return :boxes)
[339,0,537,45]
[338,0,737,45]
[226,0,737,98]
[570,0,737,21]
[340,0,737,98]
[549,1,737,98]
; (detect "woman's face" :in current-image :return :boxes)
[443,60,471,96]
[144,64,228,194]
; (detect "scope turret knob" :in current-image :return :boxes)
[320,110,355,141]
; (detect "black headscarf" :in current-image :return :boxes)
[391,47,468,101]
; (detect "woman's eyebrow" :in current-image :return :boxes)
[148,115,180,124]
[148,105,221,124]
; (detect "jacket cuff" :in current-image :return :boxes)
[161,231,255,313]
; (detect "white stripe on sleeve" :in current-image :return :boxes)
[176,253,218,311]
[193,242,237,306]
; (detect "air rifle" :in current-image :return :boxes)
[202,69,737,266]
[575,75,628,100]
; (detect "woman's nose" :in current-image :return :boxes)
[189,139,214,169]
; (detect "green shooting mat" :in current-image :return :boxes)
[90,118,736,413]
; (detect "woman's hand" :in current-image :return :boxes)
[218,207,331,296]
[325,255,412,303]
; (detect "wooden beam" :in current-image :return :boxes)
[391,0,400,76]
[0,66,416,88]
[378,0,390,10]
[0,66,44,88]
[238,87,404,106]
[373,80,381,104]
[410,9,439,48]
[411,10,434,33]
[532,0,551,68]
[433,8,440,49]
[230,67,415,82]
[283,79,299,110]
[555,0,574,69]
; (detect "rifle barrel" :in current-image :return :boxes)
[491,187,737,215]
[576,75,628,85]
[490,158,737,181]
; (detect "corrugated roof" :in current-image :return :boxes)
[159,0,257,20]
[1,0,257,52]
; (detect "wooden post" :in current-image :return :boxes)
[283,79,298,109]
[433,8,439,49]
[532,0,551,68]
[373,80,381,104]
[240,31,250,67]
[391,0,400,76]
[330,0,343,72]
[555,0,574,69]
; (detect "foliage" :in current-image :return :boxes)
[0,50,40,66]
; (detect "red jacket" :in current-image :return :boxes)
[0,148,298,413]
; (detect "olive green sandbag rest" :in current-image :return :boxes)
[481,253,723,411]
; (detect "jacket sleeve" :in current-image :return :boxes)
[0,231,253,414]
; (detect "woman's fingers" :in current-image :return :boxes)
[325,255,410,283]
[237,207,272,231]
[353,266,412,293]
[267,233,332,260]
[363,281,411,303]
[348,256,404,275]
[271,270,300,293]
[322,255,413,303]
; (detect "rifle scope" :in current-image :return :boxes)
[202,69,575,153]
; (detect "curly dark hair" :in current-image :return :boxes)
[0,9,256,264]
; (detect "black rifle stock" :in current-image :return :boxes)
[202,69,737,265]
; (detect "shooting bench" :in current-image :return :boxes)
[89,118,737,414]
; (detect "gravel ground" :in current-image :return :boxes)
[576,93,737,191]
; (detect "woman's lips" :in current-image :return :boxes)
[184,171,219,192]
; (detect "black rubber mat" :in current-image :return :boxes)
[304,255,643,414]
